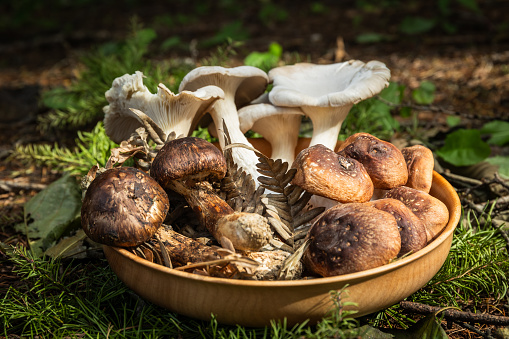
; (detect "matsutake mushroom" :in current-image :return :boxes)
[303,203,401,277]
[368,198,428,256]
[81,166,169,247]
[150,136,272,251]
[291,144,374,203]
[384,186,449,242]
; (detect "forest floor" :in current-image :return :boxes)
[0,1,508,338]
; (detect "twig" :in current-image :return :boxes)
[399,301,509,326]
[455,321,495,339]
[0,179,48,192]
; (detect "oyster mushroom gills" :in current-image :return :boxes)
[81,166,169,247]
[303,203,401,277]
[150,136,272,251]
[268,60,390,151]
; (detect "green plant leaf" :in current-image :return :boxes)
[485,156,509,179]
[436,129,491,166]
[412,81,436,105]
[446,115,461,127]
[380,82,405,104]
[480,120,509,146]
[244,42,282,72]
[15,174,82,257]
[383,314,448,338]
[400,17,436,35]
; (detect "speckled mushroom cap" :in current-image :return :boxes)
[81,166,169,247]
[338,132,408,189]
[303,203,401,277]
[150,137,227,190]
[401,145,434,193]
[291,144,374,203]
[383,186,449,241]
[368,198,428,256]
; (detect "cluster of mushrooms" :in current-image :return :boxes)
[80,60,449,280]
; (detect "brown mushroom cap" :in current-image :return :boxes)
[303,203,401,277]
[383,186,449,241]
[150,137,227,190]
[291,144,374,203]
[81,166,169,247]
[338,133,408,189]
[368,198,428,256]
[401,145,434,193]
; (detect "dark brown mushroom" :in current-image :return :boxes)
[303,203,401,277]
[291,144,374,203]
[338,132,408,189]
[150,136,272,251]
[383,186,449,241]
[368,198,428,256]
[81,166,169,247]
[401,145,434,193]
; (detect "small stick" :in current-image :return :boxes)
[0,180,48,192]
[399,301,509,326]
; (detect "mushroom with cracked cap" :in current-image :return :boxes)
[103,71,225,144]
[268,60,390,151]
[81,166,169,247]
[178,66,269,184]
[150,136,272,251]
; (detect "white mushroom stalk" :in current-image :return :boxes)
[178,66,269,183]
[238,99,304,164]
[103,71,225,144]
[268,60,391,150]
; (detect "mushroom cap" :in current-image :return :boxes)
[103,71,224,143]
[401,145,434,193]
[178,66,269,108]
[368,198,428,256]
[338,132,408,189]
[215,212,272,252]
[268,60,390,108]
[291,144,374,203]
[150,137,227,190]
[81,166,169,247]
[383,186,449,241]
[303,203,401,277]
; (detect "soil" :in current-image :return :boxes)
[1,1,508,337]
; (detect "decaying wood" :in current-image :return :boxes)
[399,301,509,326]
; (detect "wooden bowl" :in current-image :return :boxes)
[103,138,461,326]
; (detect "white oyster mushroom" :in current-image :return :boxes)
[238,94,304,164]
[103,71,225,144]
[178,66,269,183]
[268,60,391,150]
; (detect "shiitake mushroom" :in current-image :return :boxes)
[81,166,169,247]
[303,203,401,277]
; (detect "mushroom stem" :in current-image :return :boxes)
[211,94,261,182]
[304,105,352,150]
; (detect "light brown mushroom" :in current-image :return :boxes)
[368,198,428,255]
[81,166,169,247]
[383,186,449,241]
[401,145,434,193]
[337,132,408,190]
[303,203,401,277]
[150,136,272,251]
[291,144,374,203]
